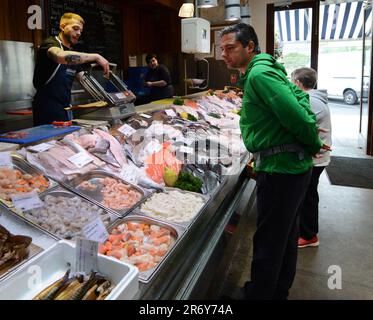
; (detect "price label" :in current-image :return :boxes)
[68,152,93,168]
[179,146,194,154]
[28,142,54,153]
[115,92,126,99]
[139,113,152,119]
[75,238,98,274]
[165,109,177,117]
[118,124,137,137]
[82,217,109,243]
[120,166,139,183]
[11,191,44,212]
[0,152,12,168]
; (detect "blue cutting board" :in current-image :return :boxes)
[0,125,81,144]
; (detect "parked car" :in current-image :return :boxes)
[318,75,369,105]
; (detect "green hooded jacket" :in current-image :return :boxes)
[239,53,323,174]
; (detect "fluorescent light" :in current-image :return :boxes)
[179,3,194,18]
[197,0,218,8]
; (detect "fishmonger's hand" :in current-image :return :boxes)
[95,54,110,78]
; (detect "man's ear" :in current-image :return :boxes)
[248,41,255,53]
[60,23,66,32]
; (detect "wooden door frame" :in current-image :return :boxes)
[266,0,320,72]
[367,37,373,155]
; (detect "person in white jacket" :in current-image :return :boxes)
[291,67,332,248]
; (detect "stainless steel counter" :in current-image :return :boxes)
[0,93,253,300]
[135,155,253,299]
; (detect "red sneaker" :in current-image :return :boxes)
[298,236,319,248]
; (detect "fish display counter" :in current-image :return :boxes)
[0,88,255,299]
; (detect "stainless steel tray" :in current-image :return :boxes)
[0,154,58,208]
[0,241,43,283]
[103,215,186,283]
[8,187,118,241]
[137,187,210,228]
[63,170,146,217]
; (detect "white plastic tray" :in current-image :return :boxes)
[0,240,139,300]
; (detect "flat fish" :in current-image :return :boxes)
[91,152,120,168]
[94,129,127,168]
[88,138,110,154]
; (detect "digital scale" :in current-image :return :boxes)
[78,64,136,123]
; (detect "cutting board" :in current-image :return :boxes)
[0,125,81,144]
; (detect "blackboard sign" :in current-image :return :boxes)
[48,0,122,67]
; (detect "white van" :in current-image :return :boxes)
[318,75,369,105]
[317,51,368,105]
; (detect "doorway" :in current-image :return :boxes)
[267,0,373,157]
[266,0,319,75]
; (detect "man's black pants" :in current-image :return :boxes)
[299,166,325,240]
[245,169,312,300]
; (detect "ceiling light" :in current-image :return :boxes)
[225,0,241,21]
[179,3,195,18]
[241,5,251,25]
[197,0,218,8]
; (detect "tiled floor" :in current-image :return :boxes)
[216,101,373,300]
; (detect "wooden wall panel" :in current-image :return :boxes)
[122,4,181,70]
[0,0,35,42]
[0,1,182,82]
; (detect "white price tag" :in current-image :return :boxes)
[165,109,177,117]
[139,113,152,119]
[0,152,13,168]
[68,152,93,168]
[115,92,126,99]
[82,217,109,243]
[179,146,194,154]
[175,136,187,144]
[118,124,137,137]
[28,142,54,153]
[75,238,98,274]
[120,167,139,183]
[11,191,44,212]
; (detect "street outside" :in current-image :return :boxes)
[327,98,368,158]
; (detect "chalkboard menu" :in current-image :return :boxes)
[48,0,122,67]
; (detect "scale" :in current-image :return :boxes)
[78,63,136,123]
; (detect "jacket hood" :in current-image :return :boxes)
[308,89,328,104]
[247,53,287,76]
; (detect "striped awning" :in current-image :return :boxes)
[275,1,372,42]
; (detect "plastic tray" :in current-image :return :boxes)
[0,240,139,300]
[104,215,186,283]
[63,170,146,217]
[0,125,81,144]
[9,187,119,241]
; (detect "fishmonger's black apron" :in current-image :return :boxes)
[32,36,76,126]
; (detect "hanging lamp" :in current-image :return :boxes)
[225,0,241,21]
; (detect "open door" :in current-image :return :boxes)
[266,1,320,75]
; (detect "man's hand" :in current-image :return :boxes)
[313,143,331,158]
[145,81,152,87]
[318,127,330,133]
[95,54,110,78]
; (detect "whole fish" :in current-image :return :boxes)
[33,269,71,300]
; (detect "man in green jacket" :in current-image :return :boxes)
[220,23,330,300]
